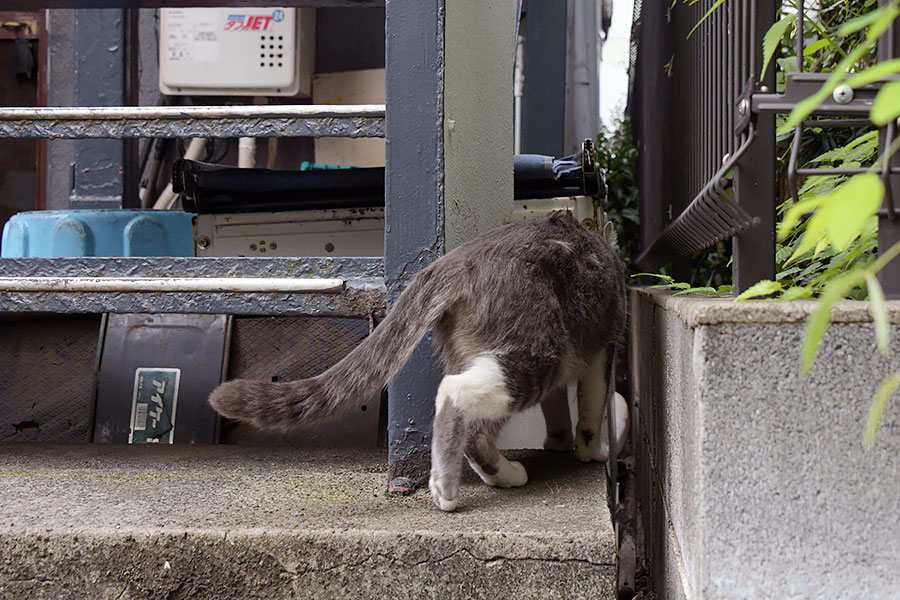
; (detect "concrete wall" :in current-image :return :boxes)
[631,287,900,599]
[443,0,516,250]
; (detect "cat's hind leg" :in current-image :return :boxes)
[465,420,528,488]
[429,354,519,511]
[540,385,574,451]
[575,347,611,463]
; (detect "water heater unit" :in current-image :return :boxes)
[159,7,314,97]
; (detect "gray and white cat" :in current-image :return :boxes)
[209,212,626,511]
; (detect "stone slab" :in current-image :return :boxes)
[0,444,615,599]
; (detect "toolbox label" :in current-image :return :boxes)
[129,368,181,444]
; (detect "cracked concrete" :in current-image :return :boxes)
[0,444,615,599]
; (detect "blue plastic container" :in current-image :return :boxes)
[1,210,196,258]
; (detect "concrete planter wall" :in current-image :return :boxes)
[630,287,900,599]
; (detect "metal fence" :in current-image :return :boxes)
[631,0,900,296]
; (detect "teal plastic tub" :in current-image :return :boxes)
[1,210,195,258]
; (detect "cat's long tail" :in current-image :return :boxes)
[208,263,452,430]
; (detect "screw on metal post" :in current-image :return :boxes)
[832,84,854,105]
[738,99,750,117]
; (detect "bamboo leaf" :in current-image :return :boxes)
[838,4,890,36]
[687,0,726,40]
[864,373,900,448]
[865,4,900,42]
[864,271,891,355]
[786,211,827,265]
[802,272,864,376]
[778,198,823,241]
[821,173,884,251]
[761,16,794,79]
[734,279,783,302]
[844,58,900,89]
[871,79,900,126]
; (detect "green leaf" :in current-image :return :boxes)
[820,173,884,251]
[672,286,718,296]
[781,286,814,301]
[844,58,900,89]
[864,272,890,355]
[650,281,691,290]
[716,284,734,294]
[802,271,864,376]
[803,38,831,57]
[865,4,900,42]
[761,16,794,79]
[632,273,674,283]
[838,5,889,37]
[864,373,900,448]
[778,198,822,241]
[871,79,900,126]
[734,279,783,302]
[687,0,726,40]
[814,237,830,256]
[786,212,827,265]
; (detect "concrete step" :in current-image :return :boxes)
[0,444,616,600]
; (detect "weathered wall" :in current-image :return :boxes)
[443,0,515,250]
[631,287,900,598]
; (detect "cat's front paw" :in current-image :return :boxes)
[429,476,459,512]
[574,428,609,462]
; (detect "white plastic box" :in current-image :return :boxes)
[159,7,315,97]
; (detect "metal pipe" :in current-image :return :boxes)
[238,137,257,168]
[0,276,344,293]
[153,138,208,210]
[0,104,385,120]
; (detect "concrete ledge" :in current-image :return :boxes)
[642,286,900,328]
[631,287,900,599]
[0,444,615,599]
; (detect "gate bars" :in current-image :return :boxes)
[631,0,900,296]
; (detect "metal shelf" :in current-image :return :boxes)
[0,104,385,139]
[0,1,384,7]
[0,257,387,317]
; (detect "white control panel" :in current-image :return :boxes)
[159,7,315,97]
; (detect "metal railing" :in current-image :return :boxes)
[631,0,900,296]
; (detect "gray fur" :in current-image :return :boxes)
[209,213,626,509]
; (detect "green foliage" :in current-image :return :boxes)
[632,273,733,296]
[597,117,641,271]
[762,16,795,79]
[734,279,782,301]
[871,79,900,125]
